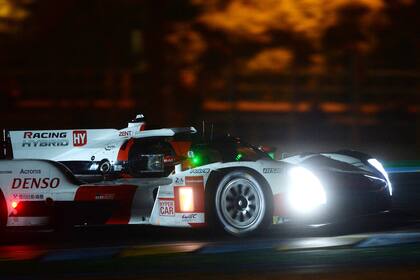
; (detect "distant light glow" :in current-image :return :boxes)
[368,158,392,196]
[287,167,326,214]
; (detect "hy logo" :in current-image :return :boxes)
[73,130,87,147]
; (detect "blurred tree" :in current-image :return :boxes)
[0,0,31,34]
[1,0,418,129]
[370,0,419,69]
[322,4,374,70]
[194,0,384,73]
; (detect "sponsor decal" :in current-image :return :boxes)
[22,131,69,147]
[174,177,184,184]
[13,193,45,200]
[105,144,116,151]
[20,169,41,175]
[119,131,132,137]
[189,168,210,174]
[273,216,289,224]
[73,130,87,147]
[95,193,115,200]
[263,167,282,174]
[182,213,198,222]
[24,132,66,139]
[159,199,175,216]
[11,177,60,189]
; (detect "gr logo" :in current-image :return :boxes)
[73,130,87,147]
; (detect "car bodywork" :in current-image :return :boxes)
[0,117,393,235]
[3,115,196,181]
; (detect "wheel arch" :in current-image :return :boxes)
[206,166,273,197]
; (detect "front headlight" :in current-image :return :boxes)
[368,158,392,196]
[287,167,326,214]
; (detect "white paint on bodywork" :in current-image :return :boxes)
[0,160,79,226]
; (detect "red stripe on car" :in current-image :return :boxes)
[117,139,135,162]
[75,185,137,224]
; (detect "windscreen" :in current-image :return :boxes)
[189,137,271,167]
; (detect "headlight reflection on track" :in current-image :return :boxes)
[287,167,326,214]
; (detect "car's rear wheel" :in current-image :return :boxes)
[213,170,272,236]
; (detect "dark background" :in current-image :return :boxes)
[0,0,419,160]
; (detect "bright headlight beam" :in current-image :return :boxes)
[287,167,326,214]
[368,158,392,196]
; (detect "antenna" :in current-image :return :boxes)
[202,120,205,138]
[210,123,214,141]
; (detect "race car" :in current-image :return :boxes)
[0,132,392,236]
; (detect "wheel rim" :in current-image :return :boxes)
[217,177,265,231]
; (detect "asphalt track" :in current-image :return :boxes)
[1,172,420,279]
[1,212,420,279]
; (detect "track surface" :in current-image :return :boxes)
[1,212,420,279]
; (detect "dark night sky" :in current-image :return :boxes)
[0,0,419,158]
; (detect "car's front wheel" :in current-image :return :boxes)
[213,170,272,236]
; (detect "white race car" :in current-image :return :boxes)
[0,118,392,236]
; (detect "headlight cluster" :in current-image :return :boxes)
[287,167,326,214]
[368,158,392,196]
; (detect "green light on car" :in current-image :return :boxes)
[192,155,202,166]
[235,153,243,161]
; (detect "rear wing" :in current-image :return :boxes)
[2,126,197,160]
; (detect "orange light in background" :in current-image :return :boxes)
[320,102,348,113]
[245,48,293,73]
[178,187,194,212]
[180,69,197,89]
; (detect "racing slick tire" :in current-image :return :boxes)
[210,169,272,236]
